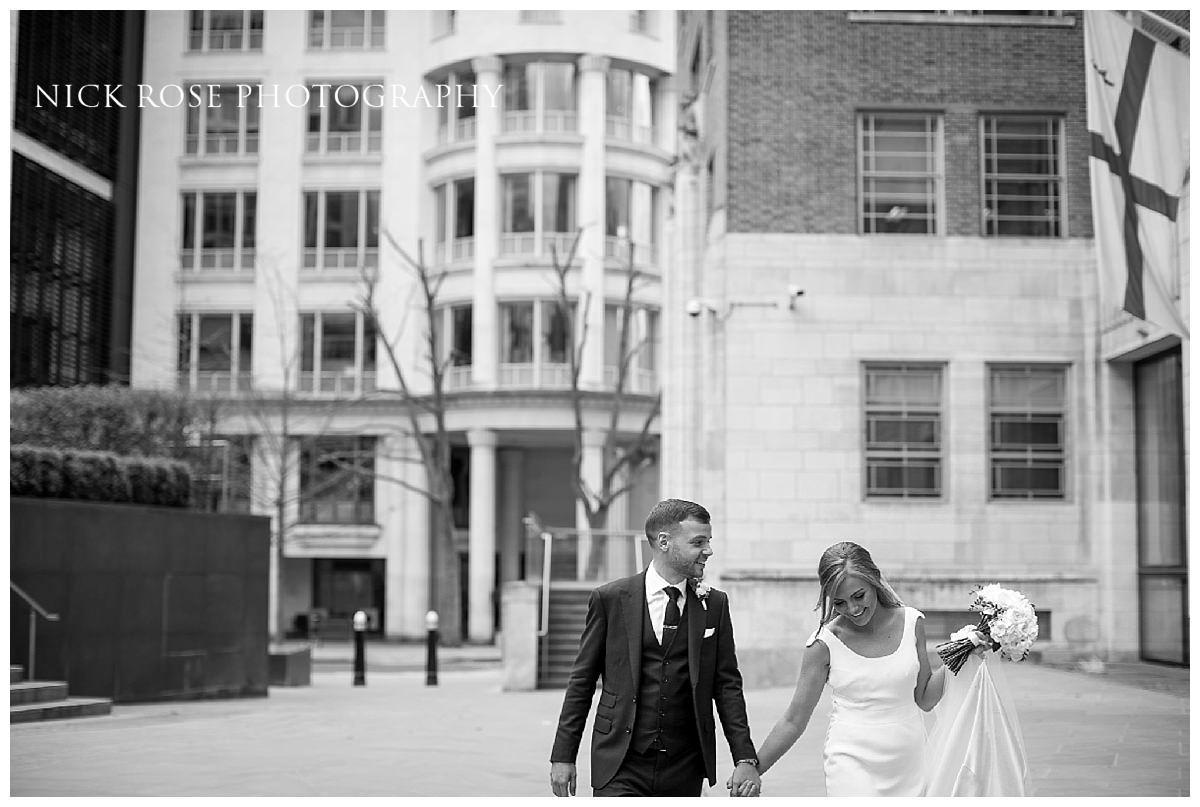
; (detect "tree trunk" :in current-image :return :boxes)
[432,500,463,646]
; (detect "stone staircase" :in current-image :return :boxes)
[10,665,112,723]
[538,587,591,688]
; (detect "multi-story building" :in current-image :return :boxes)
[130,10,674,641]
[10,11,144,387]
[668,10,1188,685]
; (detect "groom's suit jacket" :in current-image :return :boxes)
[549,570,757,788]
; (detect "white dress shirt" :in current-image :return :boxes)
[644,564,687,644]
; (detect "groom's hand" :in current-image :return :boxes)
[728,761,761,797]
[550,762,576,797]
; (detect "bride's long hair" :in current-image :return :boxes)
[814,541,903,627]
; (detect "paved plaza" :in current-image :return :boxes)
[10,642,1190,798]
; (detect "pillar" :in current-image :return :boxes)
[468,427,498,641]
[471,55,502,388]
[577,54,609,390]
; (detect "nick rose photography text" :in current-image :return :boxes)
[34,83,504,109]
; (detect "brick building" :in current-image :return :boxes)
[666,11,1187,685]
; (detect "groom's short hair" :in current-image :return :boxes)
[645,498,711,542]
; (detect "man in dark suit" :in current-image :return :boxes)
[549,499,762,797]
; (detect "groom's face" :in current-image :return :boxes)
[659,518,714,581]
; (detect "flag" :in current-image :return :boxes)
[1084,10,1189,337]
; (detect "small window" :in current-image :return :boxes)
[864,363,944,498]
[308,10,385,49]
[859,112,942,234]
[303,189,380,271]
[189,10,263,52]
[982,116,1064,237]
[177,312,254,393]
[180,191,256,270]
[989,364,1067,500]
[185,84,259,157]
[306,83,383,155]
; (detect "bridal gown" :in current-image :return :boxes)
[807,606,927,796]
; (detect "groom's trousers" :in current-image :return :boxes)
[593,746,707,797]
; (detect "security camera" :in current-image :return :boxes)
[686,299,704,317]
[788,285,805,298]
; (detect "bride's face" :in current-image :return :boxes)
[830,574,879,628]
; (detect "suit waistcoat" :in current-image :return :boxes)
[631,597,698,755]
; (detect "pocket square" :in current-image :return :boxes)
[703,627,716,639]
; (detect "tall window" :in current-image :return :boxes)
[299,311,377,396]
[604,304,659,393]
[606,68,656,144]
[177,312,253,393]
[308,11,385,49]
[436,69,477,143]
[500,172,577,258]
[306,83,382,154]
[432,303,473,388]
[502,60,577,133]
[863,363,943,498]
[988,364,1067,499]
[433,178,474,265]
[605,177,659,265]
[304,189,379,270]
[299,436,375,524]
[186,84,259,156]
[181,191,256,271]
[982,116,1064,237]
[859,112,942,234]
[188,10,263,51]
[499,300,572,388]
[188,435,253,513]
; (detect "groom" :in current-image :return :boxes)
[549,499,761,796]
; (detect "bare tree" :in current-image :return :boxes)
[549,228,662,575]
[352,231,463,645]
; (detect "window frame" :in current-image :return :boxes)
[188,10,264,52]
[987,363,1069,501]
[307,10,385,50]
[177,311,254,393]
[305,82,383,155]
[303,188,380,271]
[501,59,578,134]
[858,111,944,235]
[497,299,574,388]
[185,83,260,157]
[298,310,378,397]
[298,435,376,525]
[499,170,579,259]
[180,190,256,271]
[980,114,1066,238]
[862,362,945,500]
[436,69,478,144]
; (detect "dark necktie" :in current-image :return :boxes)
[662,586,680,644]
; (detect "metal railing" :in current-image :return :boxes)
[11,581,59,680]
[522,516,646,636]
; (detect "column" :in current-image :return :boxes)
[577,54,609,390]
[471,55,502,388]
[468,427,498,642]
[498,449,525,583]
[576,428,606,578]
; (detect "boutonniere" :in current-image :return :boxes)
[692,579,710,610]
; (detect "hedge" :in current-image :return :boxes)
[11,445,192,508]
[10,385,198,459]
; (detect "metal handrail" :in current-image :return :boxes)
[538,529,553,638]
[11,581,59,680]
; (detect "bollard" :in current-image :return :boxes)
[352,610,368,686]
[425,610,439,686]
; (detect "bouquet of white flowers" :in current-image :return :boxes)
[937,584,1039,675]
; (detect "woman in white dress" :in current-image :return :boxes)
[735,542,957,797]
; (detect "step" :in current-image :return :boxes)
[10,681,68,706]
[10,697,112,723]
[10,666,23,684]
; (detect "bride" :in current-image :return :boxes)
[731,542,1029,797]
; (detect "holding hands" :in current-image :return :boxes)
[727,760,762,797]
